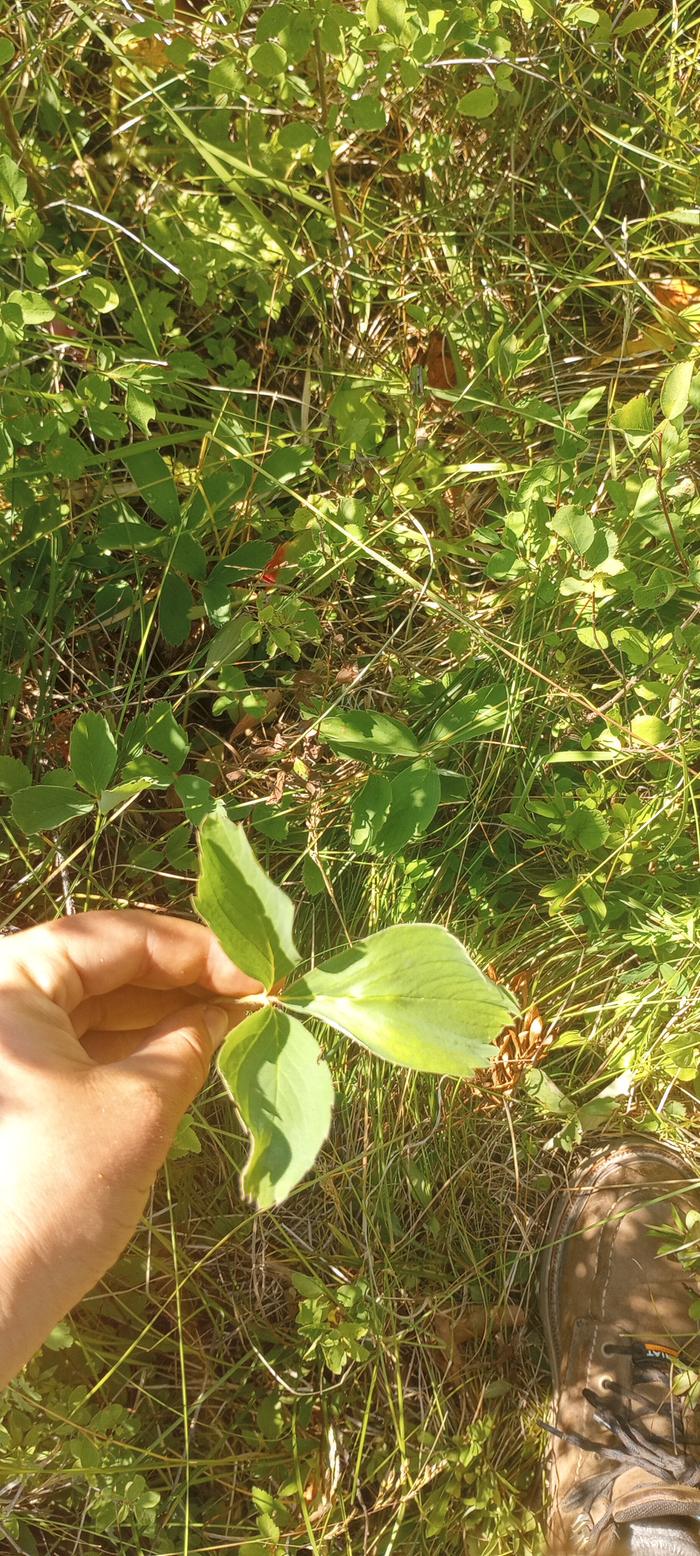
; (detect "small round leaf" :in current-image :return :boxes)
[457,84,499,119]
[249,41,287,76]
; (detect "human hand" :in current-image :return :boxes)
[0,909,261,1385]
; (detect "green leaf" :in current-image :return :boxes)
[174,774,214,826]
[260,444,312,489]
[550,505,595,555]
[318,709,419,758]
[615,5,657,33]
[0,38,15,66]
[256,3,292,39]
[170,531,207,581]
[8,289,55,324]
[0,154,27,208]
[348,95,387,132]
[196,809,301,989]
[98,778,155,814]
[279,16,313,64]
[0,755,31,794]
[302,855,327,897]
[330,385,386,455]
[25,252,49,288]
[611,626,650,666]
[523,1067,574,1119]
[205,615,259,671]
[249,40,287,76]
[312,134,332,173]
[350,772,392,849]
[565,805,609,853]
[577,624,609,650]
[218,1006,333,1208]
[69,713,118,795]
[12,775,94,833]
[285,925,518,1076]
[169,1113,202,1160]
[376,760,440,856]
[660,360,693,420]
[630,714,671,747]
[123,446,180,525]
[612,393,653,435]
[125,382,156,433]
[159,573,193,646]
[366,0,406,34]
[429,682,508,749]
[456,85,499,119]
[146,702,189,771]
[81,277,120,314]
[208,57,244,96]
[43,1319,75,1351]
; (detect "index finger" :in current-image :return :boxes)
[0,910,262,1012]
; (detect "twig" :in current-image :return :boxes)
[52,840,76,915]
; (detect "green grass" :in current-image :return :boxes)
[1,0,700,1549]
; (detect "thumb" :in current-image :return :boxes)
[113,1002,232,1121]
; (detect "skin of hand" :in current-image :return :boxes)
[0,909,262,1386]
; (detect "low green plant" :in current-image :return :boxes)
[195,808,518,1208]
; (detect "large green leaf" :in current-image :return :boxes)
[550,506,595,556]
[196,809,300,989]
[159,573,193,646]
[218,1005,334,1208]
[365,0,405,34]
[429,683,508,750]
[8,289,55,325]
[630,713,671,747]
[285,924,518,1077]
[12,774,94,833]
[319,709,419,758]
[611,393,653,436]
[81,277,120,314]
[249,40,287,76]
[564,805,609,853]
[69,712,118,795]
[376,760,440,856]
[350,772,392,849]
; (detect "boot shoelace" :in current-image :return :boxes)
[542,1340,700,1544]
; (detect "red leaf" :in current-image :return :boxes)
[262,542,288,586]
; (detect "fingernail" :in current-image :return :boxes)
[202,1005,230,1048]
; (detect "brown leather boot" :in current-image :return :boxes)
[540,1138,700,1554]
